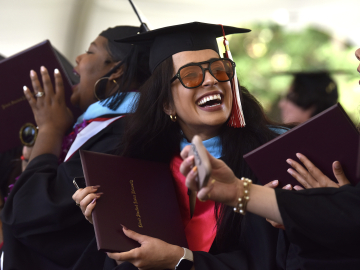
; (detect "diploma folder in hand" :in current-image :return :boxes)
[0,40,81,153]
[243,103,360,187]
[80,150,188,253]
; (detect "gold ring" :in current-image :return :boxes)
[35,92,45,97]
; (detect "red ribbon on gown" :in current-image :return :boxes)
[170,155,217,252]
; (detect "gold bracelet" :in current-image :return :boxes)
[233,177,252,215]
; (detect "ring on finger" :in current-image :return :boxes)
[76,203,80,207]
[35,92,45,97]
[199,193,211,202]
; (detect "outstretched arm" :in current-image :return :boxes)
[180,145,284,225]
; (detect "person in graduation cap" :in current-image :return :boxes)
[278,71,338,124]
[1,26,150,270]
[180,48,360,270]
[74,22,293,270]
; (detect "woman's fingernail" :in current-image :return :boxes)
[92,185,100,189]
[334,161,341,169]
[95,192,103,196]
[287,168,293,175]
[286,159,292,165]
[121,224,128,230]
[23,86,27,92]
[30,70,35,77]
[40,66,46,72]
[284,184,292,190]
[272,180,278,185]
[294,186,302,190]
[54,68,59,74]
[296,153,301,159]
[91,198,96,204]
[191,166,198,174]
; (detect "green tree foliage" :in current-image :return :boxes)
[222,22,359,123]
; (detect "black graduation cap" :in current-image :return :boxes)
[277,70,340,111]
[99,26,142,59]
[276,70,340,94]
[116,22,250,73]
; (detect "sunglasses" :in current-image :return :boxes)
[170,58,236,89]
[19,123,38,146]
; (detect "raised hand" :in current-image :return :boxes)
[23,66,73,134]
[287,153,350,189]
[23,66,74,160]
[180,145,240,205]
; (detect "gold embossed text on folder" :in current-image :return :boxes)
[129,180,143,228]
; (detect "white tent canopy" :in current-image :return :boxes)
[0,0,359,64]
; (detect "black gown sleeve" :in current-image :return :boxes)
[181,211,284,270]
[275,183,360,269]
[1,117,125,270]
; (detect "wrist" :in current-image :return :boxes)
[174,247,194,270]
[167,245,186,269]
[233,177,252,215]
[231,179,244,207]
[38,125,66,137]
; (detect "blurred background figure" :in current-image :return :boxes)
[278,71,338,124]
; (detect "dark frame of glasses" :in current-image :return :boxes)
[170,58,236,89]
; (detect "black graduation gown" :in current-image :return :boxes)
[1,115,126,270]
[275,182,360,270]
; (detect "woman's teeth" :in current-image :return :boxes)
[197,94,222,106]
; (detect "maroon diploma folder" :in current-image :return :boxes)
[80,150,188,252]
[0,40,81,153]
[244,103,360,187]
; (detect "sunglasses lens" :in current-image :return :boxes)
[20,125,36,145]
[178,59,234,88]
[211,60,233,81]
[179,65,203,88]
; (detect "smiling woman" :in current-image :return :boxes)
[1,26,151,270]
[167,50,234,140]
[74,22,294,270]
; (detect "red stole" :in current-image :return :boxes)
[170,155,217,252]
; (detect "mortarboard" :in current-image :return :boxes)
[277,70,339,95]
[116,22,250,127]
[99,26,141,59]
[116,22,250,73]
[276,70,340,112]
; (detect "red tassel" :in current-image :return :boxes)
[219,25,245,128]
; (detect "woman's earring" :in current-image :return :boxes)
[94,77,118,101]
[94,77,110,101]
[170,114,177,122]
